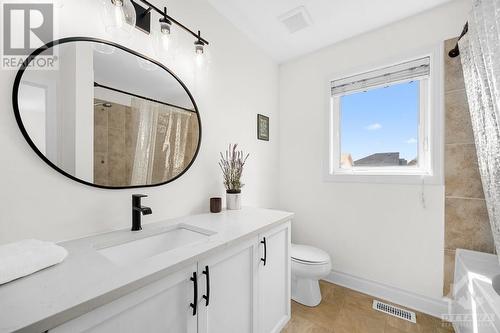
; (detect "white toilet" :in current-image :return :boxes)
[291,244,331,307]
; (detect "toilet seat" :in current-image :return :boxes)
[291,244,330,265]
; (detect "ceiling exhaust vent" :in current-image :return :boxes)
[373,300,417,323]
[278,6,312,34]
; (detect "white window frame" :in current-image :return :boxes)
[324,45,444,185]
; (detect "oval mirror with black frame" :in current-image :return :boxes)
[12,37,201,189]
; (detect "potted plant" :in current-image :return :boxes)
[219,144,249,210]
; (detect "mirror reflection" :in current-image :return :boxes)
[16,40,201,188]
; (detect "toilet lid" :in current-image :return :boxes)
[291,244,330,264]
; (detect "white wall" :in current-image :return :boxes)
[279,0,470,300]
[17,84,47,154]
[56,43,94,179]
[0,0,279,244]
[74,43,94,181]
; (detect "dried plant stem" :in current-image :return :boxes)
[219,144,249,192]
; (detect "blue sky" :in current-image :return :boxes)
[340,81,419,162]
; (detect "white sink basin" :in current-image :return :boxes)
[97,225,215,265]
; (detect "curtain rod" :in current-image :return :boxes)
[94,82,196,113]
[448,22,469,58]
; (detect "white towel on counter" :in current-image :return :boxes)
[0,239,68,285]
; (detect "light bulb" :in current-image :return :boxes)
[101,0,136,40]
[195,52,205,67]
[195,44,204,55]
[160,34,171,52]
[194,40,205,67]
[158,17,172,52]
[160,19,171,35]
[153,22,176,59]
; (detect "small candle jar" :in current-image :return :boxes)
[210,197,222,213]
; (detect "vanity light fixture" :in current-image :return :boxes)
[159,8,171,35]
[157,7,172,52]
[194,31,204,55]
[194,31,206,65]
[102,0,209,56]
[102,0,137,39]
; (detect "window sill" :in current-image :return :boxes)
[324,171,441,185]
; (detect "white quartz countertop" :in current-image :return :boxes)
[0,207,293,333]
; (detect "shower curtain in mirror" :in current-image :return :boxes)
[459,0,500,261]
[130,98,193,185]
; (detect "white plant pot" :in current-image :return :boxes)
[226,192,242,210]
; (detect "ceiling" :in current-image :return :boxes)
[207,0,455,63]
[93,44,193,110]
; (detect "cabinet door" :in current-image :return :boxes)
[50,264,197,333]
[258,222,291,333]
[198,237,259,333]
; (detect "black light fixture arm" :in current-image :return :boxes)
[134,0,209,45]
[194,30,204,46]
[142,6,153,16]
[448,22,469,58]
[159,7,171,26]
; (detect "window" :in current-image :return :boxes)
[327,55,442,184]
[340,81,420,168]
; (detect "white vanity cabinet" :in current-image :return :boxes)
[49,222,291,333]
[196,222,291,333]
[257,223,291,333]
[197,237,259,333]
[50,264,198,333]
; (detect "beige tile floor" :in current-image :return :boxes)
[282,281,455,333]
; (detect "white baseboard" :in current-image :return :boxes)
[324,270,450,319]
[271,315,290,333]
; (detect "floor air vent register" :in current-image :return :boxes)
[372,300,417,323]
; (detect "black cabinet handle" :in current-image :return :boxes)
[190,272,198,316]
[261,237,267,266]
[202,265,210,306]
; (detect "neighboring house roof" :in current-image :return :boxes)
[354,152,408,166]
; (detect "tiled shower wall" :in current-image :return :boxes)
[443,38,496,296]
[94,102,136,187]
[94,101,200,187]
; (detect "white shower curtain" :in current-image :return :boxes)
[130,98,159,185]
[459,0,500,260]
[130,98,194,185]
[159,110,192,180]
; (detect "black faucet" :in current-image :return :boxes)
[132,194,152,231]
